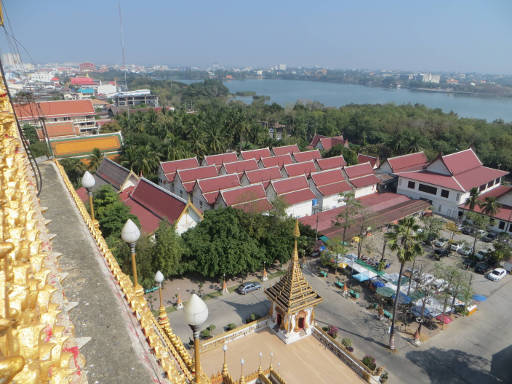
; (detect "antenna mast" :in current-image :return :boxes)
[118,2,129,119]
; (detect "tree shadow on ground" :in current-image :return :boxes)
[491,344,512,383]
[406,347,500,384]
[222,299,270,322]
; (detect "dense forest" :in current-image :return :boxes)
[109,80,512,181]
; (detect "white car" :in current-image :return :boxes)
[487,268,506,281]
[450,242,462,252]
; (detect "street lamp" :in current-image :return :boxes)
[155,270,167,325]
[222,343,228,376]
[240,358,245,384]
[184,293,208,384]
[258,351,263,374]
[81,171,95,222]
[121,219,143,296]
[269,351,274,369]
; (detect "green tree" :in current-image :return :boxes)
[419,215,444,244]
[153,221,186,277]
[60,158,86,188]
[465,188,480,211]
[335,191,362,244]
[479,196,498,217]
[22,124,39,144]
[87,148,104,172]
[386,217,423,350]
[465,211,489,257]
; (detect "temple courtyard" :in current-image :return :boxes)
[201,329,366,383]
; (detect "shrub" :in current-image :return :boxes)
[225,323,236,331]
[380,372,389,383]
[327,325,338,339]
[245,313,261,323]
[362,356,376,371]
[341,338,352,348]
[199,329,211,339]
[207,324,216,332]
[322,326,329,332]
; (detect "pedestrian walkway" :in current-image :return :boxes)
[39,162,160,384]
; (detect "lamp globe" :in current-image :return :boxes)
[184,294,208,327]
[121,219,140,244]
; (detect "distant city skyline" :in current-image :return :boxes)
[1,0,512,74]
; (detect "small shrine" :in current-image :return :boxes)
[265,220,323,344]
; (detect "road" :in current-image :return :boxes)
[169,262,512,384]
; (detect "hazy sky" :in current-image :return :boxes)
[2,0,512,73]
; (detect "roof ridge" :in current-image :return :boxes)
[160,156,198,165]
[387,151,425,161]
[220,182,264,194]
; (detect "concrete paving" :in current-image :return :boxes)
[39,163,162,384]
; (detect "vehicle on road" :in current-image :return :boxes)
[433,238,448,248]
[487,268,507,281]
[457,247,472,257]
[237,282,262,295]
[450,242,463,252]
[482,232,498,243]
[475,262,490,274]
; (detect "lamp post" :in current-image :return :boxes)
[240,358,245,384]
[269,351,274,369]
[184,293,208,384]
[155,270,168,326]
[258,351,263,374]
[121,219,143,296]
[82,171,95,222]
[222,343,228,376]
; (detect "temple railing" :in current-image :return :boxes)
[0,76,87,382]
[54,159,199,384]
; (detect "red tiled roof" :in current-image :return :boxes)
[203,152,238,166]
[222,159,259,175]
[96,158,130,189]
[357,154,379,168]
[284,160,317,177]
[232,198,273,214]
[399,171,463,191]
[177,166,218,184]
[243,166,282,186]
[161,157,199,182]
[14,100,95,120]
[442,148,481,175]
[344,162,374,179]
[280,188,316,206]
[220,184,267,206]
[292,150,322,162]
[196,174,240,194]
[203,191,221,205]
[349,174,380,189]
[310,169,346,187]
[459,202,512,222]
[316,155,346,170]
[317,181,352,196]
[272,144,300,156]
[454,167,508,191]
[473,185,512,201]
[129,178,186,225]
[260,154,293,168]
[271,175,309,195]
[36,122,76,139]
[70,77,96,86]
[386,151,428,173]
[315,135,346,151]
[240,148,272,160]
[124,196,161,234]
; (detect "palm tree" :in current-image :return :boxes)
[87,148,103,172]
[480,196,498,217]
[465,187,480,211]
[386,216,423,350]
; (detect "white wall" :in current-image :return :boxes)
[192,186,213,211]
[376,161,392,174]
[498,192,512,207]
[426,158,450,175]
[354,184,376,198]
[285,200,313,218]
[322,194,345,211]
[175,209,201,235]
[173,177,188,199]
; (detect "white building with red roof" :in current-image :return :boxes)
[282,160,318,177]
[215,183,272,214]
[357,154,380,169]
[240,147,272,160]
[343,162,379,198]
[192,174,240,211]
[240,166,282,189]
[174,165,218,198]
[310,135,348,152]
[272,144,300,156]
[316,155,346,171]
[458,185,512,233]
[309,169,352,211]
[397,148,509,219]
[158,157,199,190]
[219,159,259,177]
[292,149,322,163]
[266,175,316,218]
[377,151,429,174]
[202,152,239,169]
[259,154,293,169]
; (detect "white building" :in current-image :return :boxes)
[267,176,316,218]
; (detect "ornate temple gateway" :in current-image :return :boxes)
[265,221,323,344]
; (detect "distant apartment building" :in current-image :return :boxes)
[14,99,97,136]
[422,73,441,84]
[112,89,159,107]
[79,62,96,72]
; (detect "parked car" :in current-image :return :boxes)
[433,238,448,248]
[475,250,489,261]
[482,232,498,243]
[457,247,472,257]
[462,227,474,235]
[434,247,450,257]
[462,258,476,269]
[474,262,490,274]
[237,282,262,295]
[450,242,463,252]
[487,268,507,281]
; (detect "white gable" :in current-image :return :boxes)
[426,158,451,175]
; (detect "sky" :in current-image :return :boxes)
[1,0,512,74]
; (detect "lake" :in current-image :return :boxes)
[221,79,512,122]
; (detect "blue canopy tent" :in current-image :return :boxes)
[412,305,432,318]
[472,294,487,302]
[372,280,385,288]
[352,273,370,282]
[391,292,412,304]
